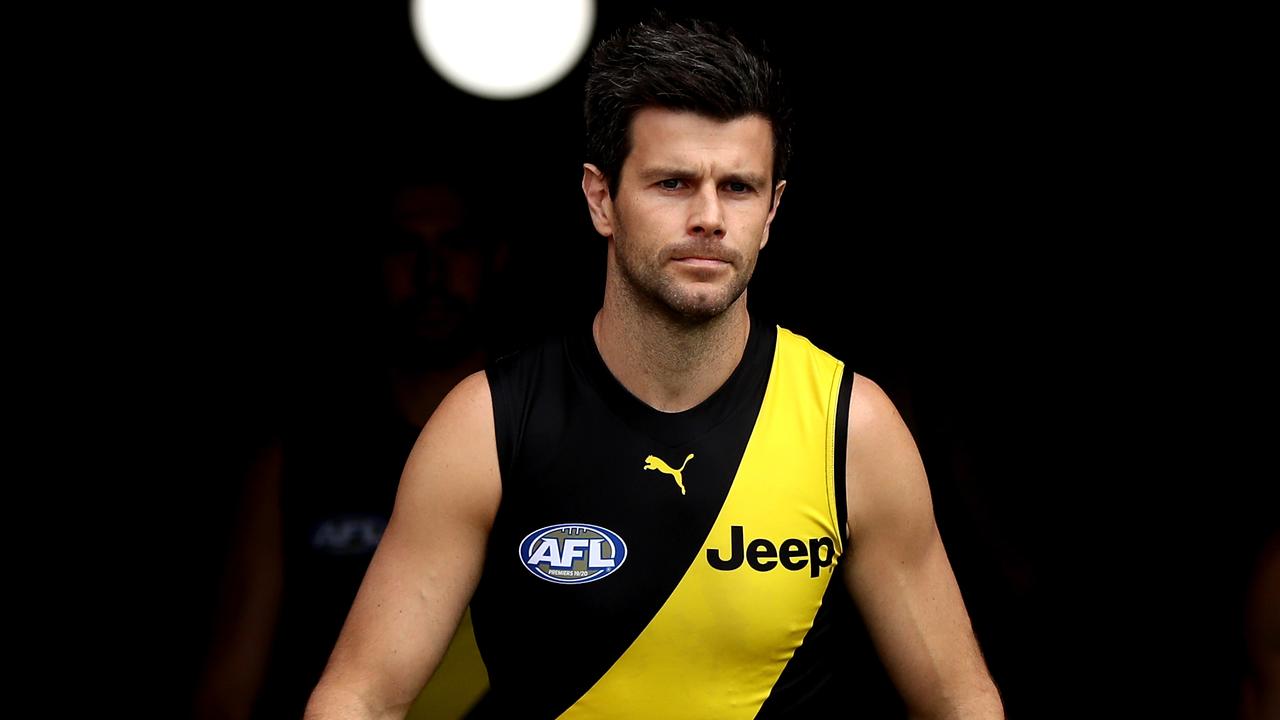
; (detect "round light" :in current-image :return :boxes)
[410,0,596,100]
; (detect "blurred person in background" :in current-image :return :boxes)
[194,182,505,719]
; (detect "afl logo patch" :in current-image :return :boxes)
[519,523,627,585]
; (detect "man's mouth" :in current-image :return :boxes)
[674,257,729,267]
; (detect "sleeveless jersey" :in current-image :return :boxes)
[473,313,855,719]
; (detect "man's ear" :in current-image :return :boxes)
[759,180,787,251]
[582,163,614,238]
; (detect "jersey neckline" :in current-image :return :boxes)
[567,311,777,447]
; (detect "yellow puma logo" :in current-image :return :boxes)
[643,453,694,495]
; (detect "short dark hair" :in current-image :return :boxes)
[584,13,793,200]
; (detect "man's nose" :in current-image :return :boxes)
[688,184,725,238]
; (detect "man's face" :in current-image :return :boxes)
[587,107,786,323]
[382,184,485,370]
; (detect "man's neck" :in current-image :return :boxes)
[592,290,750,414]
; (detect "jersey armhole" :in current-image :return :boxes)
[828,363,854,553]
[484,359,515,489]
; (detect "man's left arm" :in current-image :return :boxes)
[841,373,1004,719]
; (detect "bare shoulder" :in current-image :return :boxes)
[429,368,494,425]
[844,372,935,545]
[840,372,1004,717]
[846,372,915,466]
[847,372,900,436]
[399,369,501,526]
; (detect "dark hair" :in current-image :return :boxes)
[584,13,793,200]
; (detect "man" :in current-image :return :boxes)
[306,15,1003,719]
[195,182,495,720]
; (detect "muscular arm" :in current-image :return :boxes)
[304,370,501,720]
[842,374,1003,719]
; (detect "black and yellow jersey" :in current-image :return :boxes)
[473,312,855,718]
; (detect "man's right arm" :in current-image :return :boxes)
[304,370,501,720]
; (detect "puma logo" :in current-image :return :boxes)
[643,453,694,495]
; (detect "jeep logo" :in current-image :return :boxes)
[706,525,836,578]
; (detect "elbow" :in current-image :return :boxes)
[907,679,1004,720]
[960,685,1007,720]
[304,677,410,720]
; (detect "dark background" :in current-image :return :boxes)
[135,3,1270,717]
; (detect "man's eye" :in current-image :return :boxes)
[727,182,750,193]
[659,179,683,189]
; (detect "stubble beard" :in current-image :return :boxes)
[612,220,757,325]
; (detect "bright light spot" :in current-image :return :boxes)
[410,0,596,100]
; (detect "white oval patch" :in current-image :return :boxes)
[518,523,627,584]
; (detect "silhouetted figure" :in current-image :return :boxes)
[195,182,503,720]
[1243,530,1280,720]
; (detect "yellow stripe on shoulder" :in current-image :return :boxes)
[774,325,847,553]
